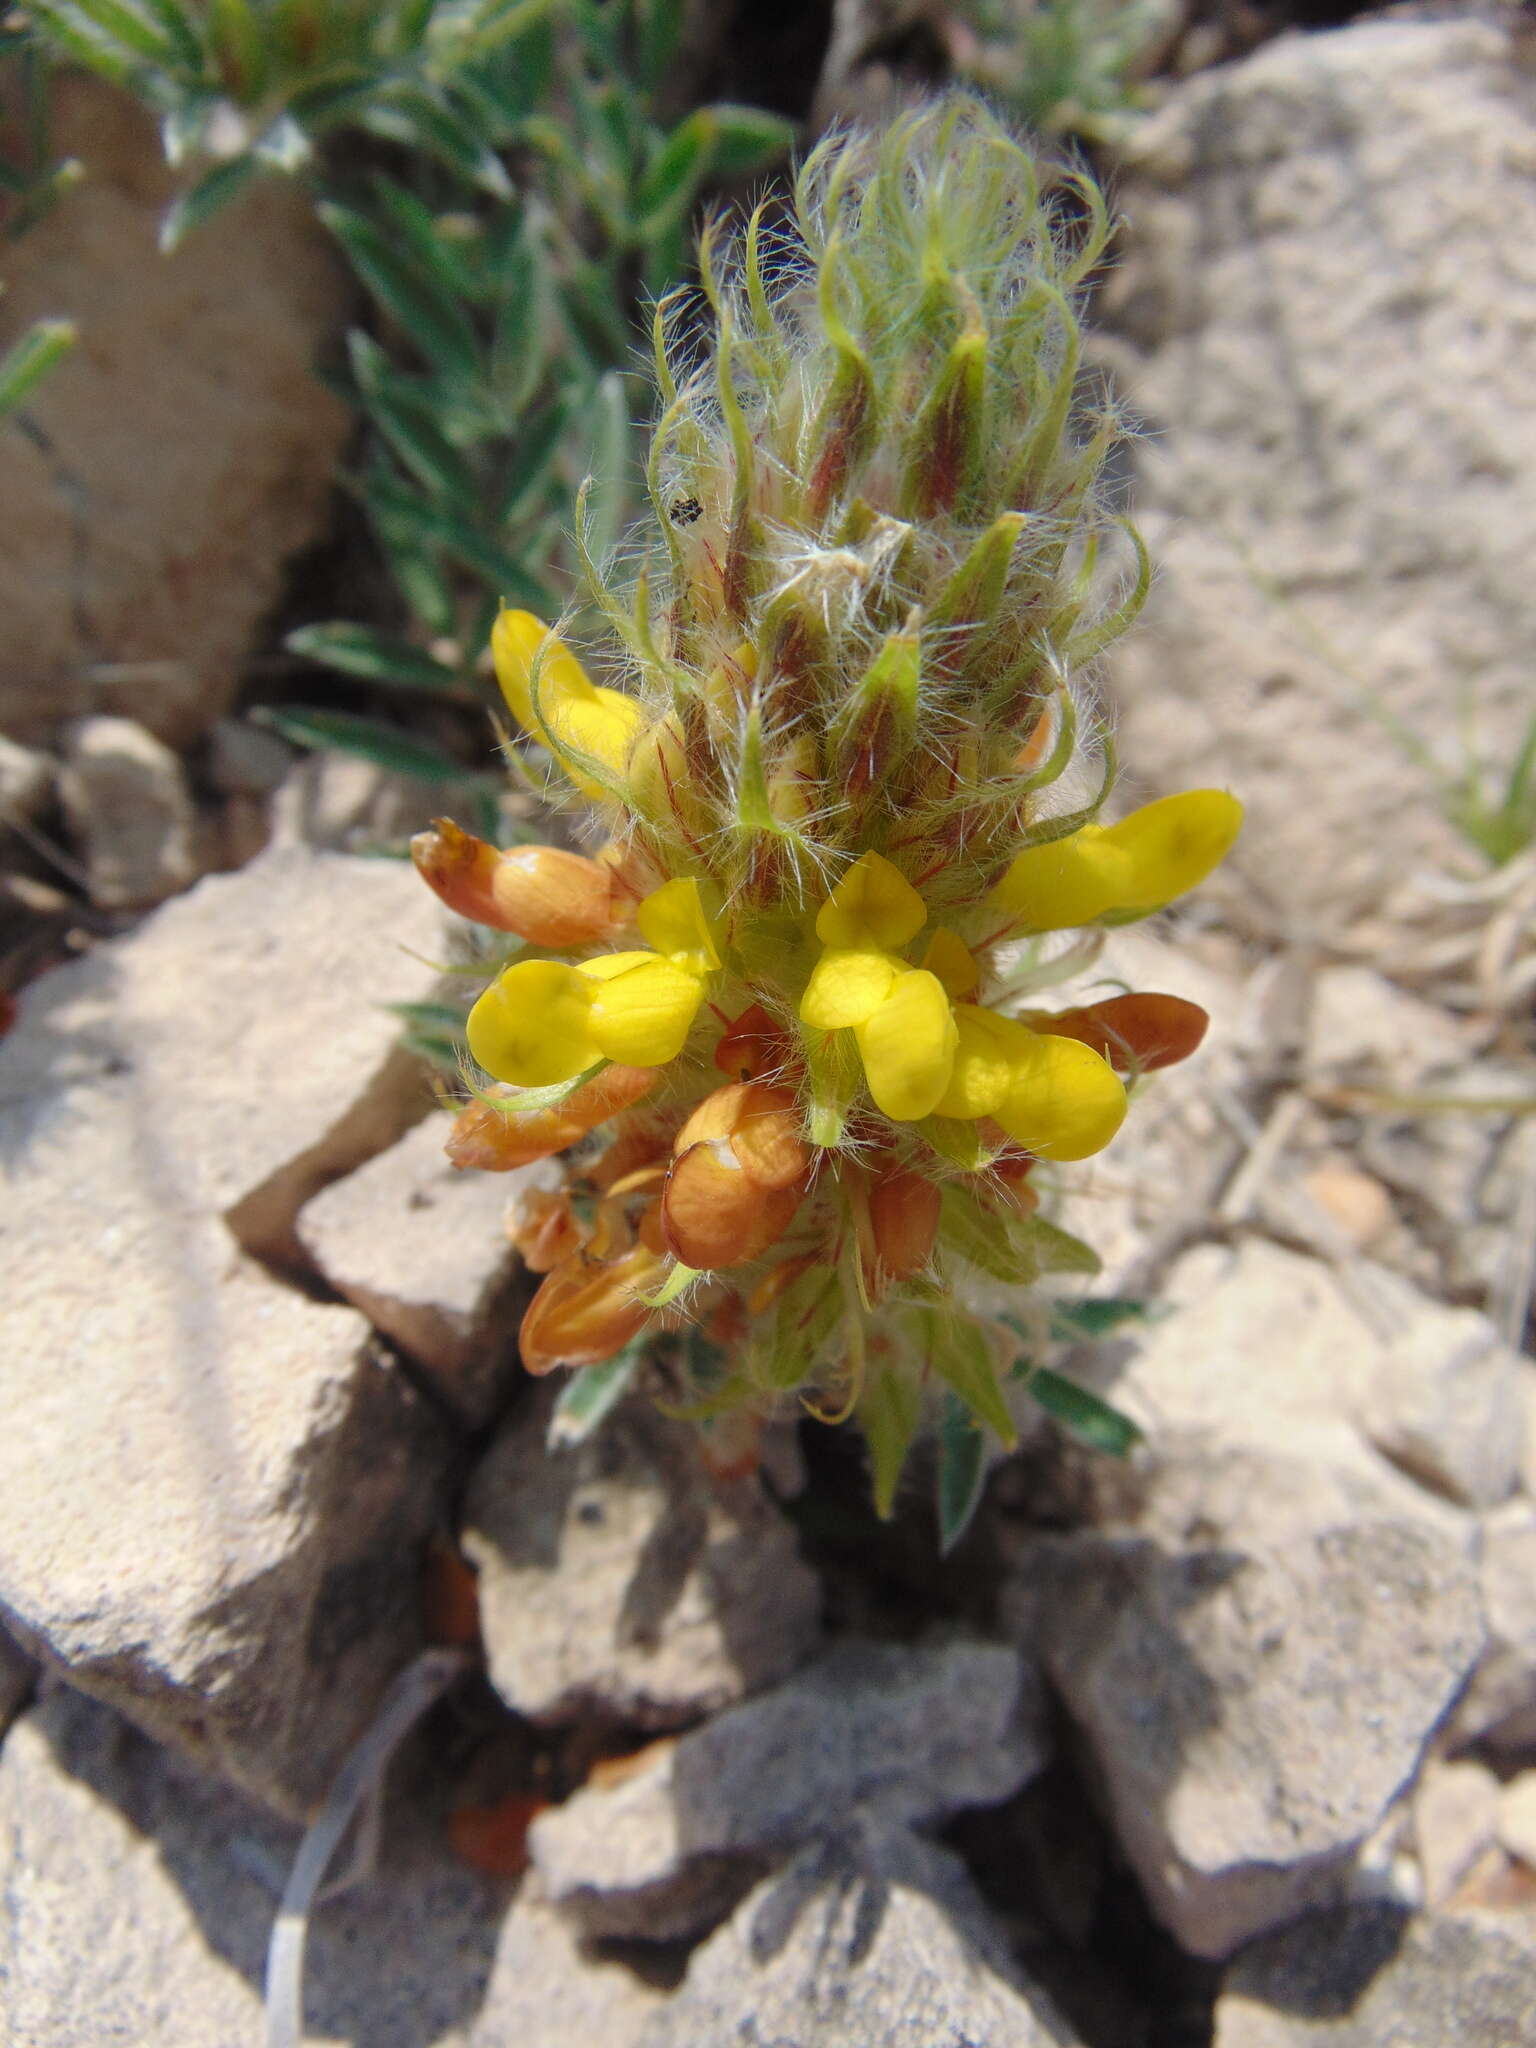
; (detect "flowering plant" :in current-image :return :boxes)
[413,98,1240,1528]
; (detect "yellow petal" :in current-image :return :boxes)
[989,824,1133,931]
[491,609,595,732]
[921,927,980,999]
[854,969,959,1122]
[992,1032,1127,1161]
[637,876,723,975]
[933,1004,1028,1118]
[544,689,643,798]
[1100,789,1244,912]
[587,956,705,1066]
[466,959,599,1087]
[815,850,928,950]
[799,947,900,1030]
[575,950,657,982]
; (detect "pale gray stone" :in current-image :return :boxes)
[0,74,348,747]
[1448,1499,1536,1754]
[0,855,458,1808]
[58,715,199,908]
[1411,1759,1502,1911]
[1093,1237,1526,1511]
[0,1196,449,1814]
[205,717,294,797]
[1497,1774,1536,1874]
[0,839,449,1268]
[464,1392,820,1733]
[530,1638,1048,1938]
[1100,19,1536,940]
[635,1824,1084,2048]
[1008,1442,1484,1958]
[0,1684,658,2048]
[1215,1904,1536,2047]
[297,1116,546,1426]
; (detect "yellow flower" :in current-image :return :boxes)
[991,790,1243,932]
[467,877,721,1087]
[798,853,1126,1155]
[491,608,644,799]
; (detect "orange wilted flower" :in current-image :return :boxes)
[1026,991,1209,1073]
[518,1233,668,1374]
[445,1065,655,1171]
[661,1082,811,1270]
[511,1186,586,1272]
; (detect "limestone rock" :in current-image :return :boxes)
[297,1116,544,1426]
[0,1684,658,2048]
[1449,1499,1536,1755]
[634,1824,1084,2048]
[0,839,448,1269]
[463,1392,820,1732]
[1093,1237,1526,1511]
[530,1638,1048,1937]
[0,853,458,1808]
[1008,1442,1484,1958]
[204,717,294,798]
[0,1202,449,1813]
[1099,19,1536,939]
[58,714,199,908]
[1497,1775,1536,1874]
[1215,1904,1536,2047]
[0,75,348,747]
[1412,1759,1502,1911]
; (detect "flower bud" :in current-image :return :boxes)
[412,820,617,948]
[445,1065,656,1172]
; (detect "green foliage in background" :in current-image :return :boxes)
[17,0,792,774]
[956,0,1170,145]
[1,24,78,418]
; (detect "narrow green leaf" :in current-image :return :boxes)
[1048,1297,1153,1342]
[252,705,465,780]
[936,1391,988,1555]
[360,84,514,198]
[159,154,260,251]
[0,319,75,418]
[706,104,794,180]
[637,109,713,235]
[285,621,466,695]
[361,474,552,608]
[858,1368,921,1521]
[1012,1215,1103,1280]
[1022,1367,1143,1457]
[548,1341,643,1447]
[922,1310,1017,1448]
[319,200,483,383]
[51,0,175,62]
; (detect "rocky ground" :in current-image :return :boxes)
[3,9,1536,2046]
